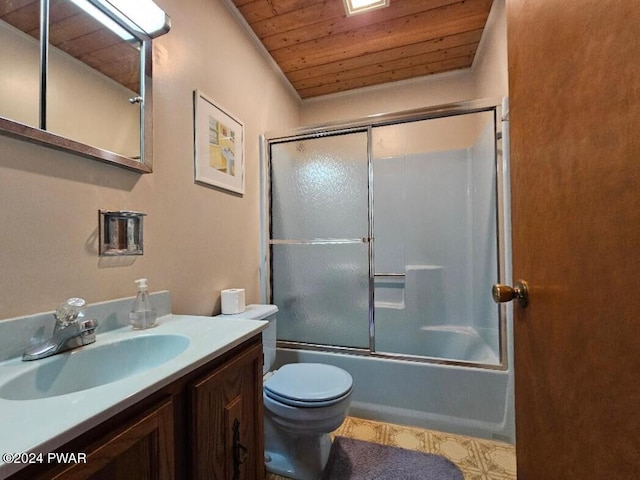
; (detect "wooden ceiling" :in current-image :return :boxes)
[0,0,140,93]
[231,0,494,98]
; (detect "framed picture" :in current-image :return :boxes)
[193,90,244,194]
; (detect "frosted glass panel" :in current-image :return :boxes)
[271,132,369,239]
[272,243,369,348]
[267,108,505,366]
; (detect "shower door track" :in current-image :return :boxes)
[263,98,509,372]
[275,339,508,372]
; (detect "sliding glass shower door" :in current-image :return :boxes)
[269,131,371,349]
[371,111,502,364]
[266,101,506,367]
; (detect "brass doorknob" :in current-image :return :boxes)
[492,280,529,307]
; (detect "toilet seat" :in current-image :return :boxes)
[265,387,353,408]
[264,363,353,408]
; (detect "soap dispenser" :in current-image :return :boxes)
[129,278,157,329]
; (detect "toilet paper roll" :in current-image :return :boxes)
[221,288,246,314]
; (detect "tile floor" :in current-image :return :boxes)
[266,416,517,480]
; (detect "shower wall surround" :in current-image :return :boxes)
[373,116,500,362]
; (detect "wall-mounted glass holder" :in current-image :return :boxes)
[99,210,146,256]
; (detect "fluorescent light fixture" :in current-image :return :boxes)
[69,0,133,41]
[94,0,171,38]
[69,0,170,40]
[343,0,390,16]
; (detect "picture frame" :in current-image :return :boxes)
[193,90,245,194]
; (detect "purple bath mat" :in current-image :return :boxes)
[321,436,464,480]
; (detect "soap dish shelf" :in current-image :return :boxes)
[99,210,146,256]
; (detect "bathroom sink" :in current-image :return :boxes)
[0,334,190,401]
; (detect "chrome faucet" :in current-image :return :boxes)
[23,298,98,361]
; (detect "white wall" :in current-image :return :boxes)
[0,0,300,320]
[301,70,477,126]
[473,0,508,100]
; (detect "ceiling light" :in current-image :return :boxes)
[343,0,390,17]
[93,0,171,39]
[69,0,133,41]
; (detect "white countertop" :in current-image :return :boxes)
[0,314,267,479]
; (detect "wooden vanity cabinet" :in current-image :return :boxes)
[42,399,175,480]
[7,335,264,480]
[190,341,264,480]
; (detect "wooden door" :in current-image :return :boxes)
[507,0,640,478]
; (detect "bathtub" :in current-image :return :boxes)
[275,344,515,444]
[416,326,500,364]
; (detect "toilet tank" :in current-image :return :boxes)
[215,304,278,375]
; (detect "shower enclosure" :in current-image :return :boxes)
[261,99,514,441]
[264,101,507,367]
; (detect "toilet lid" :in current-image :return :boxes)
[264,363,353,404]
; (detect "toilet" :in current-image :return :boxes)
[216,304,353,479]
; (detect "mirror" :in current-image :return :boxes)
[0,1,40,129]
[0,0,160,173]
[48,0,142,160]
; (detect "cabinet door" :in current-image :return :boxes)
[190,343,264,480]
[45,399,174,480]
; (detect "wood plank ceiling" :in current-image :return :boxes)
[0,0,141,93]
[231,0,494,98]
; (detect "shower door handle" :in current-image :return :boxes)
[492,280,529,308]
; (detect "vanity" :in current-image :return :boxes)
[0,293,267,480]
